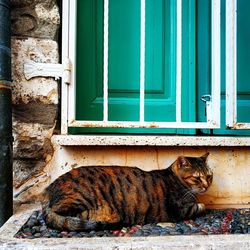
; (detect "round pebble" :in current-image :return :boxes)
[34,233,41,238]
[40,225,48,232]
[26,219,38,228]
[60,231,69,237]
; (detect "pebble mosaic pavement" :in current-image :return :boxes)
[15,209,250,239]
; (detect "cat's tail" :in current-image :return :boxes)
[42,205,122,232]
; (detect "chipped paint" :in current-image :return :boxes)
[233,123,250,129]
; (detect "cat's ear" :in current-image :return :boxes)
[200,152,209,162]
[177,156,191,169]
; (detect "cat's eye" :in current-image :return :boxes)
[192,177,201,183]
[207,175,213,182]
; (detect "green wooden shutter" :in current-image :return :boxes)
[71,0,196,134]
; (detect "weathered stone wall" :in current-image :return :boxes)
[11,0,60,198]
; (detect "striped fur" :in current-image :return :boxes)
[42,153,212,231]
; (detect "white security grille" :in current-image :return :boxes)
[61,0,221,134]
[226,0,250,129]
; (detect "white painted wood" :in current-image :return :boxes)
[176,0,182,122]
[67,0,77,127]
[103,0,109,122]
[210,0,221,128]
[140,0,145,122]
[68,120,220,129]
[61,0,70,134]
[226,0,237,128]
[225,0,250,129]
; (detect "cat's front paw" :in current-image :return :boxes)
[197,203,205,213]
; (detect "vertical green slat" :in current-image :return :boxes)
[76,0,103,121]
[108,0,140,122]
[177,0,196,134]
[197,0,211,126]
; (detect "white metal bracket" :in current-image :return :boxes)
[23,58,71,84]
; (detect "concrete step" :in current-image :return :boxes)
[0,204,249,250]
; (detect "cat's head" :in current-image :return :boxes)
[171,153,213,193]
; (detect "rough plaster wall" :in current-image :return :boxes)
[47,146,249,206]
[16,142,250,207]
[11,0,60,193]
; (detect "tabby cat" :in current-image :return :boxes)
[42,153,212,231]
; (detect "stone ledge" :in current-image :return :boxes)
[0,205,249,250]
[53,135,250,147]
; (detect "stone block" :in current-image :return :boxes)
[13,121,54,160]
[11,37,59,105]
[11,0,36,8]
[11,0,60,40]
[13,160,46,189]
[13,101,57,125]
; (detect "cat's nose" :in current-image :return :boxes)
[202,180,208,189]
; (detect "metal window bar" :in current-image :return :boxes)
[226,0,250,129]
[65,0,221,131]
[103,0,109,122]
[210,0,221,126]
[176,0,182,123]
[140,0,145,123]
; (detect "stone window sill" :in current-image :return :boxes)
[52,135,250,146]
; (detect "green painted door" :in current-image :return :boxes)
[71,0,196,134]
[71,0,250,135]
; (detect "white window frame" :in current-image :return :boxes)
[61,0,221,135]
[226,0,250,129]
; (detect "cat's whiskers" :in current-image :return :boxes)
[181,190,196,201]
[191,186,207,194]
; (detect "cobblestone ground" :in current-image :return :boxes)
[15,209,250,239]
